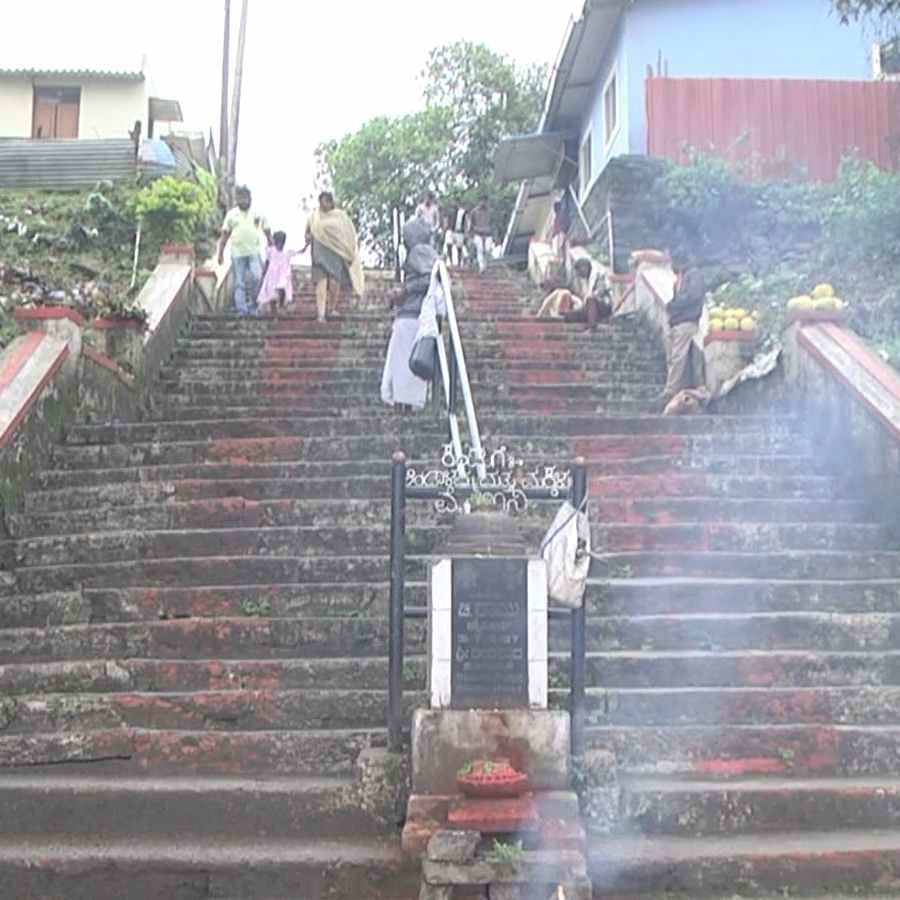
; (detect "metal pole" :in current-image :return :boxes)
[219,0,230,178]
[228,0,249,194]
[449,344,458,416]
[388,451,407,752]
[570,456,587,760]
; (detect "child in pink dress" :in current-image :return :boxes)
[257,231,301,314]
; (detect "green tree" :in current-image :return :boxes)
[316,41,547,263]
[833,0,900,22]
[316,108,455,266]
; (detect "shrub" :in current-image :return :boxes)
[823,153,900,265]
[132,176,214,245]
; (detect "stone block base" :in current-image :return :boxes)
[412,709,570,794]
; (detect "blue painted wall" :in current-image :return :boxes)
[579,0,873,164]
[580,17,630,199]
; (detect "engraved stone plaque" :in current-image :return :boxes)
[450,558,529,709]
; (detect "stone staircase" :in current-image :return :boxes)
[0,266,899,898]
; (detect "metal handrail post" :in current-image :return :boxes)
[437,260,486,479]
[570,457,588,760]
[388,451,407,752]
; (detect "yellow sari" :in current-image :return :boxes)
[308,208,365,298]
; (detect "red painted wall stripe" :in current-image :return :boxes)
[798,324,900,444]
[0,343,69,449]
[14,306,85,326]
[0,332,45,393]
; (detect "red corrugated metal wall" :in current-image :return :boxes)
[646,77,900,180]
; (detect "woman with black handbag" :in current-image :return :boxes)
[380,218,439,412]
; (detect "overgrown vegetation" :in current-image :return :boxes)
[316,40,546,264]
[647,150,900,368]
[484,839,525,866]
[0,172,219,345]
[833,0,900,22]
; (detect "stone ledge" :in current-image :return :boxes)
[0,334,68,450]
[14,306,85,327]
[704,330,757,346]
[798,322,900,444]
[786,308,849,327]
[82,346,135,386]
[93,316,147,332]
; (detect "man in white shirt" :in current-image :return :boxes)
[415,192,440,236]
[442,207,467,268]
[565,257,612,331]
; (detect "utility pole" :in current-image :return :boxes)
[219,0,230,186]
[228,0,249,194]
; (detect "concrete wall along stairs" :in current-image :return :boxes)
[0,266,899,897]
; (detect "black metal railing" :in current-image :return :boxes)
[387,452,589,759]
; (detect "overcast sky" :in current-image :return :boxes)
[3,0,581,245]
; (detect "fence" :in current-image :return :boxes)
[0,138,137,189]
[646,76,900,180]
[387,453,589,758]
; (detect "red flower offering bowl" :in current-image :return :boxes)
[456,760,529,798]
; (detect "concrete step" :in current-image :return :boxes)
[0,656,426,696]
[12,523,446,567]
[589,472,844,500]
[590,723,900,778]
[593,550,900,579]
[15,492,867,541]
[158,392,662,418]
[597,522,892,553]
[0,773,383,839]
[158,377,664,401]
[594,496,874,525]
[4,649,897,699]
[588,828,900,896]
[0,581,413,627]
[28,459,827,506]
[1,687,421,733]
[59,413,794,445]
[581,649,900,688]
[8,554,429,593]
[0,835,417,900]
[0,726,383,774]
[172,355,666,376]
[579,684,900,726]
[593,577,900,616]
[17,547,900,594]
[577,611,900,653]
[3,576,897,630]
[621,775,900,835]
[48,431,812,473]
[0,616,426,663]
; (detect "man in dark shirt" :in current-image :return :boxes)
[662,266,707,404]
[468,196,493,273]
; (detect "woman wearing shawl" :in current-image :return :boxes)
[305,191,364,322]
[380,218,438,412]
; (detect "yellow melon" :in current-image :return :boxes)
[709,318,724,332]
[787,295,814,310]
[723,316,740,331]
[812,283,835,299]
[740,317,756,331]
[813,297,838,311]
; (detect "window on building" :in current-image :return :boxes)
[875,37,900,79]
[32,86,81,139]
[579,131,592,199]
[604,71,618,146]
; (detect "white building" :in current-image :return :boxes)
[0,56,180,141]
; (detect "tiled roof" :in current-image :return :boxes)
[0,66,144,80]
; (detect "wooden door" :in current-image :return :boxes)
[55,101,79,138]
[32,87,80,138]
